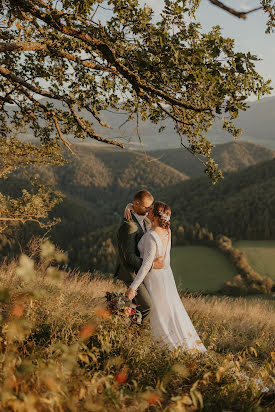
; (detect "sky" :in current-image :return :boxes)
[141,0,275,99]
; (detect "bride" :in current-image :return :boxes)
[125,201,207,353]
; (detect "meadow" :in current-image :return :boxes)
[171,246,237,292]
[234,241,275,281]
[0,240,274,411]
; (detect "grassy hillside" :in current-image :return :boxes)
[0,243,274,411]
[150,141,275,178]
[171,246,237,292]
[233,241,275,281]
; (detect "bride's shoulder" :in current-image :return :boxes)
[146,230,158,243]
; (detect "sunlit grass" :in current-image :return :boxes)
[0,240,274,411]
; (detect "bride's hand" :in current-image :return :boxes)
[125,287,137,300]
[124,203,134,220]
[153,256,164,269]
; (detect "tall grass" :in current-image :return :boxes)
[0,240,274,411]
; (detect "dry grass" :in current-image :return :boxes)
[0,242,274,412]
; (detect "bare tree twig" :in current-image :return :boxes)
[209,0,262,19]
[84,105,111,128]
[68,103,124,148]
[157,102,194,125]
[0,65,63,100]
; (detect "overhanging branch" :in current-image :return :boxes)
[68,103,124,148]
[209,0,262,19]
[14,0,210,113]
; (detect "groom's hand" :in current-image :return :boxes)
[153,256,164,269]
[126,288,137,300]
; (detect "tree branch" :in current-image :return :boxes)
[0,40,120,74]
[84,105,111,128]
[0,65,63,100]
[13,85,75,154]
[209,0,262,19]
[156,102,194,125]
[15,0,210,113]
[68,103,124,148]
[0,41,46,52]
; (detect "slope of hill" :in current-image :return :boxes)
[38,144,189,190]
[149,141,275,177]
[163,158,275,240]
[0,250,274,411]
[31,145,189,219]
[0,144,189,262]
[2,142,275,274]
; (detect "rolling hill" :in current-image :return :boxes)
[34,144,189,210]
[2,141,275,273]
[163,157,275,240]
[149,141,275,177]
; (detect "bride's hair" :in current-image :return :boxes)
[152,201,171,230]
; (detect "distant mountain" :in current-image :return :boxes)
[163,157,275,240]
[24,144,189,234]
[39,144,189,191]
[5,140,273,241]
[6,96,275,150]
[149,141,275,177]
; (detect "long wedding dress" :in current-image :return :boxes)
[129,230,207,353]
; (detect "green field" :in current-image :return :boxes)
[233,240,275,281]
[171,245,237,292]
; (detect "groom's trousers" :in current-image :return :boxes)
[115,216,152,324]
[125,279,151,324]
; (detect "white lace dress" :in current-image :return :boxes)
[129,230,207,353]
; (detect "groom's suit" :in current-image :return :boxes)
[115,212,151,323]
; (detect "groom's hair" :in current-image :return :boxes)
[133,190,153,202]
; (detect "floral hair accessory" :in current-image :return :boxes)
[159,212,170,222]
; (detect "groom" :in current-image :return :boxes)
[115,190,164,324]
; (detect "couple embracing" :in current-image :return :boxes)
[115,190,206,354]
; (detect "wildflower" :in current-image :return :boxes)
[143,391,162,405]
[11,304,24,318]
[79,324,95,339]
[94,306,111,319]
[115,366,129,384]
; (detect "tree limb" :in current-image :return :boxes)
[14,0,210,113]
[0,40,120,74]
[84,105,111,128]
[0,65,63,100]
[0,41,46,52]
[156,102,194,125]
[68,103,124,148]
[209,0,262,19]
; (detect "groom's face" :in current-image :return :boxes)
[133,196,154,216]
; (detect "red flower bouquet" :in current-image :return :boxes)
[105,291,142,325]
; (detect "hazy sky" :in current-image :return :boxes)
[141,0,275,98]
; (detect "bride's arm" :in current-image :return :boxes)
[123,203,134,220]
[128,234,157,291]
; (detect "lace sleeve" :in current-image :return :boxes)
[129,233,156,291]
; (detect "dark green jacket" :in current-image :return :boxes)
[115,213,145,284]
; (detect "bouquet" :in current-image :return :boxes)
[105,291,142,325]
